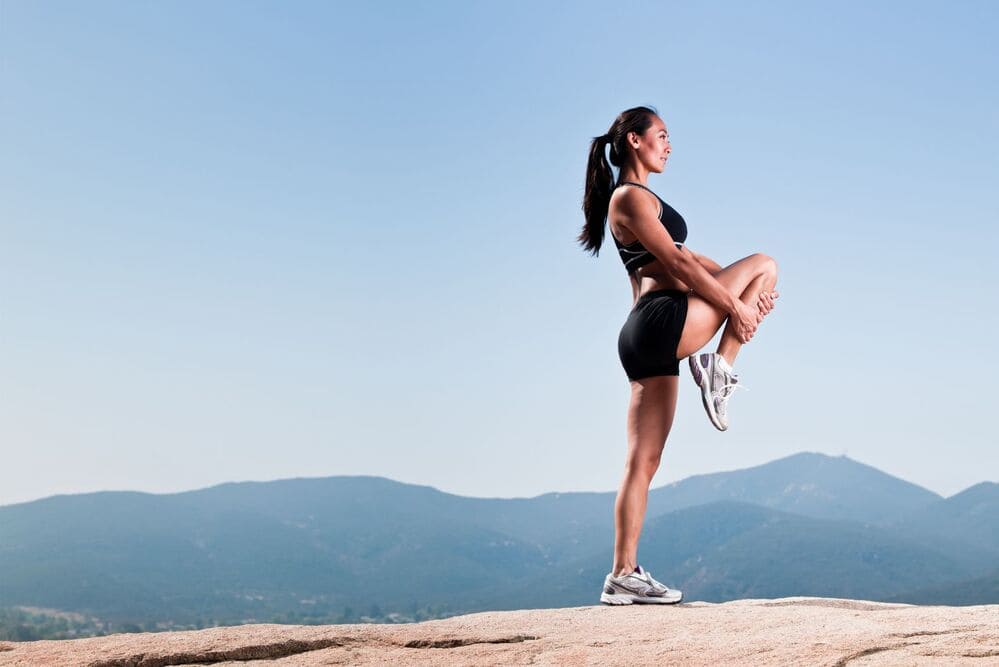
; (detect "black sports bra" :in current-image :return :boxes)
[610,181,688,274]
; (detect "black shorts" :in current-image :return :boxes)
[618,289,689,380]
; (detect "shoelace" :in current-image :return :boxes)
[713,371,748,401]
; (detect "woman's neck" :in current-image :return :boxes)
[617,168,649,185]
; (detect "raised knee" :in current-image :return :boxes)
[753,253,778,280]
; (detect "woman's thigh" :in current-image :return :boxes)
[625,376,679,472]
[675,253,774,359]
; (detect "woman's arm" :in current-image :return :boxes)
[688,249,722,274]
[614,189,758,341]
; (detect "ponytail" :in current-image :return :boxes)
[579,106,658,255]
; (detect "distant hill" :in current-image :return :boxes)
[455,451,947,561]
[0,480,552,625]
[0,452,994,634]
[889,482,999,557]
[646,452,942,524]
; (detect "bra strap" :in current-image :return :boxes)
[617,180,654,193]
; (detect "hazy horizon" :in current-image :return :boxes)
[1,450,990,509]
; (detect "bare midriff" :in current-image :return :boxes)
[631,260,690,297]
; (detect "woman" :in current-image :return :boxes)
[580,106,779,605]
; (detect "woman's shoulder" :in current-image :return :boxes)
[612,183,662,219]
[610,182,652,205]
[615,181,666,202]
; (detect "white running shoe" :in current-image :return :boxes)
[688,353,747,431]
[600,565,683,605]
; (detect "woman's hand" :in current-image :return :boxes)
[757,289,779,317]
[732,302,760,343]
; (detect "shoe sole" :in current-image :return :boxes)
[600,592,683,605]
[689,355,726,431]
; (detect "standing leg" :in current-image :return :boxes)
[612,376,678,577]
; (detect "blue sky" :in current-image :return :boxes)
[2,1,997,506]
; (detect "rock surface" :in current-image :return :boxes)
[1,598,997,666]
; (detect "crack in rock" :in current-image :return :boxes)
[962,649,999,658]
[404,635,538,649]
[831,644,903,667]
[891,629,958,638]
[89,638,351,667]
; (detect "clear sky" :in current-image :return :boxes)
[2,1,997,506]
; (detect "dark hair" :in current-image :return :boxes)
[578,105,659,255]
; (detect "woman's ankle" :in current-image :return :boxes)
[612,562,637,577]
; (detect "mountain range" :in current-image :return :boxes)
[0,452,995,635]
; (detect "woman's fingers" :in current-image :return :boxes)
[756,290,778,318]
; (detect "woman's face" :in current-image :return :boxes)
[629,116,671,173]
